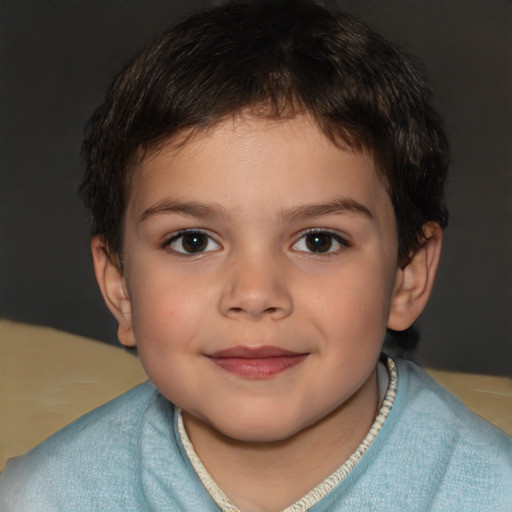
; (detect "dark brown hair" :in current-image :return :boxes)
[80,0,449,267]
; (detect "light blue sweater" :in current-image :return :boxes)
[1,359,511,511]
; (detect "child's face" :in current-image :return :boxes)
[114,115,403,442]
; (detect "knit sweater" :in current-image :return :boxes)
[0,358,510,511]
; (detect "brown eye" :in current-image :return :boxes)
[167,230,219,254]
[305,232,332,253]
[292,230,349,254]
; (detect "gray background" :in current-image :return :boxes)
[1,0,511,376]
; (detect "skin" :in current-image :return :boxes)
[93,114,442,511]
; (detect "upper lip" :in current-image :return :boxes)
[208,345,306,358]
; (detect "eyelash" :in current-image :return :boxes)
[163,229,220,255]
[291,229,350,255]
[162,228,350,256]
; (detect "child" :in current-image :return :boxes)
[1,0,510,510]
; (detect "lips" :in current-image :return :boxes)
[207,345,308,378]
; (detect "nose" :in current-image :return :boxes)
[218,251,293,320]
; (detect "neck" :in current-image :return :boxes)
[182,369,379,512]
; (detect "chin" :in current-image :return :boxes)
[207,410,307,445]
[221,424,301,445]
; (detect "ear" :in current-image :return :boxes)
[387,222,443,331]
[91,236,136,347]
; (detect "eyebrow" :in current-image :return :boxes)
[139,197,373,223]
[140,200,227,223]
[280,198,373,222]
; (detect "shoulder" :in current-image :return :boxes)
[395,358,510,443]
[390,359,512,509]
[0,382,168,511]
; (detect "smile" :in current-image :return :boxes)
[207,346,308,378]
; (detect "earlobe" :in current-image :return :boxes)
[387,222,443,331]
[91,236,136,347]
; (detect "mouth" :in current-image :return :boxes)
[207,345,309,379]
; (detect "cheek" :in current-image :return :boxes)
[305,262,393,342]
[126,273,210,403]
[126,269,203,350]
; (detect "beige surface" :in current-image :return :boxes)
[0,319,147,470]
[1,319,510,471]
[425,367,512,436]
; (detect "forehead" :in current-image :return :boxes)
[126,115,393,227]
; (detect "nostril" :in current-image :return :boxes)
[227,306,279,315]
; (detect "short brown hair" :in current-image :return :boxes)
[80,0,449,267]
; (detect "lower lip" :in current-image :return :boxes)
[209,355,307,378]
